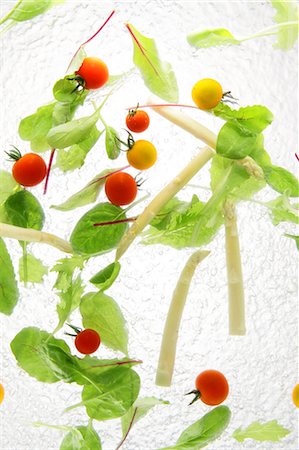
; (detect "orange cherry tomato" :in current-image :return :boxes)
[12,153,47,187]
[126,140,157,170]
[292,384,299,408]
[75,329,101,355]
[0,383,4,405]
[126,110,150,133]
[105,172,137,206]
[76,57,109,90]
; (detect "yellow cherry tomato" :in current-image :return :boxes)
[191,78,223,110]
[127,140,157,170]
[0,383,4,405]
[292,384,299,408]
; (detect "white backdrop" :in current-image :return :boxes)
[0,1,298,449]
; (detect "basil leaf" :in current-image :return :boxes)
[105,126,121,160]
[216,122,263,159]
[4,190,44,230]
[263,165,299,197]
[47,109,100,149]
[55,127,102,172]
[80,291,128,354]
[18,103,56,152]
[232,419,290,442]
[159,406,231,450]
[128,24,179,103]
[187,28,240,48]
[60,425,102,450]
[70,203,128,256]
[10,327,72,383]
[19,253,48,283]
[0,238,19,315]
[82,366,140,421]
[121,397,169,438]
[89,262,121,291]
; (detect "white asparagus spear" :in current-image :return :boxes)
[156,250,210,387]
[223,200,246,335]
[116,146,214,259]
[0,222,72,253]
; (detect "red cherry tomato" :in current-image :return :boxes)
[105,172,137,206]
[126,110,150,133]
[76,57,109,90]
[75,329,101,355]
[12,153,47,187]
[195,370,229,406]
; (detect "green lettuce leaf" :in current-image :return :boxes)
[0,170,20,204]
[18,103,56,152]
[60,424,102,450]
[70,203,128,256]
[284,233,299,250]
[4,190,44,231]
[271,0,299,50]
[0,238,19,315]
[19,253,48,283]
[216,122,264,160]
[81,366,140,421]
[0,0,65,27]
[262,165,299,197]
[127,24,179,102]
[213,103,273,134]
[265,196,299,225]
[80,291,128,354]
[187,28,240,48]
[232,420,290,442]
[105,126,121,160]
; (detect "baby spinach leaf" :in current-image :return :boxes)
[271,0,299,50]
[159,406,231,450]
[216,122,264,159]
[81,366,140,421]
[19,253,48,283]
[187,28,240,48]
[121,397,169,438]
[0,238,19,315]
[89,262,121,291]
[4,190,44,230]
[233,420,290,442]
[263,165,299,197]
[52,168,114,211]
[70,203,128,256]
[213,103,273,134]
[127,24,179,103]
[19,103,56,152]
[80,291,128,354]
[0,170,20,204]
[265,196,299,225]
[10,327,72,383]
[105,126,121,159]
[60,424,102,450]
[47,109,101,149]
[55,127,102,172]
[0,0,64,27]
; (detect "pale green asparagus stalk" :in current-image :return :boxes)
[116,146,214,259]
[0,222,72,253]
[223,200,245,335]
[156,250,210,387]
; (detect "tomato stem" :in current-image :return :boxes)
[93,217,137,227]
[185,389,202,405]
[43,148,56,195]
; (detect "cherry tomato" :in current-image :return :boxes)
[127,140,157,170]
[11,152,47,187]
[76,57,109,90]
[126,110,150,133]
[0,383,4,405]
[191,78,223,110]
[75,329,101,355]
[292,384,299,408]
[195,370,229,405]
[105,172,137,206]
